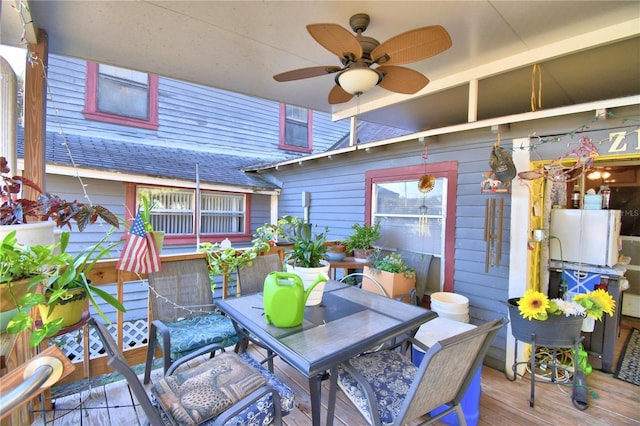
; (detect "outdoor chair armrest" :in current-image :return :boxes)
[165,343,227,376]
[212,385,282,426]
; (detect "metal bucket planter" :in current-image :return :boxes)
[507,298,583,347]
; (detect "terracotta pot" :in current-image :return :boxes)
[352,248,374,263]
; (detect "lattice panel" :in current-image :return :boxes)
[51,320,149,362]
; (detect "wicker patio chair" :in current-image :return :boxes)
[236,254,283,296]
[90,317,294,426]
[236,253,283,371]
[337,317,508,426]
[143,257,238,384]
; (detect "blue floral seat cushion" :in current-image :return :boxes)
[158,313,239,360]
[152,352,295,425]
[337,350,418,426]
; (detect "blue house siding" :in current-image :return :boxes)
[44,55,350,158]
[266,130,511,369]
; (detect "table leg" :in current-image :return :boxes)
[308,374,323,426]
[326,366,338,426]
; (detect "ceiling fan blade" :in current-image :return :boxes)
[377,66,429,94]
[371,25,452,66]
[328,84,354,104]
[273,66,341,82]
[307,23,363,61]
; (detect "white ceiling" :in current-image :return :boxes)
[1,1,639,132]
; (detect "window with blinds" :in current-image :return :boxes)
[137,187,245,235]
[284,104,309,149]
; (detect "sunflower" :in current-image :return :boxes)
[574,289,615,320]
[518,289,549,321]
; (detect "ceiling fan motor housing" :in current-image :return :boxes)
[349,13,370,33]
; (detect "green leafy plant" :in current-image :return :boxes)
[6,229,126,346]
[0,231,66,315]
[199,239,259,289]
[344,222,381,252]
[138,194,157,232]
[1,156,119,230]
[286,222,329,268]
[368,251,416,279]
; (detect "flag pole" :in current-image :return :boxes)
[195,163,201,249]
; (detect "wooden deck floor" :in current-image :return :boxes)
[32,317,640,426]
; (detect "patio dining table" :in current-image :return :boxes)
[215,280,436,426]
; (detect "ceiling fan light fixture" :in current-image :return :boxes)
[337,68,380,95]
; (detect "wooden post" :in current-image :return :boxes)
[24,29,48,199]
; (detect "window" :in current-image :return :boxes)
[366,162,458,291]
[136,187,246,238]
[200,193,245,234]
[85,62,159,130]
[372,178,446,255]
[280,104,312,152]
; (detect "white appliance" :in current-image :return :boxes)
[549,209,621,267]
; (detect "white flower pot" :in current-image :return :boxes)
[286,261,330,306]
[581,316,595,332]
[0,221,55,246]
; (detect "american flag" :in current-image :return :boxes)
[116,212,162,273]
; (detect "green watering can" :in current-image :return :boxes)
[263,272,327,328]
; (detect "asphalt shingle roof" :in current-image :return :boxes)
[17,128,280,191]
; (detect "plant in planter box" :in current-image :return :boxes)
[7,230,126,346]
[344,222,381,261]
[363,250,416,299]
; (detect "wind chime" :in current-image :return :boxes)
[482,133,512,271]
[418,143,434,237]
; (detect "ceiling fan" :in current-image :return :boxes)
[273,13,452,105]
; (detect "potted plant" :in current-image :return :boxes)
[5,229,126,346]
[363,251,416,299]
[326,241,347,261]
[1,156,124,344]
[199,238,259,297]
[508,288,615,347]
[344,222,381,262]
[0,230,63,331]
[1,156,119,231]
[283,221,330,306]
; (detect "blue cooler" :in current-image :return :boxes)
[412,317,482,426]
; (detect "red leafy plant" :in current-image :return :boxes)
[1,156,119,231]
